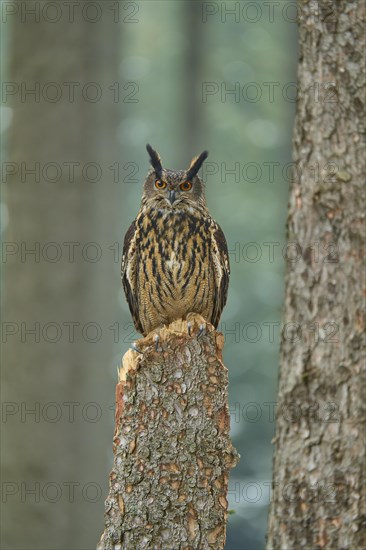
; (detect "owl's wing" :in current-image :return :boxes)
[121,221,144,335]
[210,221,230,329]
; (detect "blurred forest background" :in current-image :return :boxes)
[1,1,297,549]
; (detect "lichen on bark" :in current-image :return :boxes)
[98,314,239,550]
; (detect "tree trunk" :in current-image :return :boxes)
[266,1,365,548]
[1,6,120,549]
[98,315,239,549]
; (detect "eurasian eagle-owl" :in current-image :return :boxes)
[121,145,229,337]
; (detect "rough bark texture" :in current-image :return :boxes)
[267,1,365,549]
[98,315,239,549]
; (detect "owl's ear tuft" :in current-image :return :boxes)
[186,150,208,180]
[146,144,163,179]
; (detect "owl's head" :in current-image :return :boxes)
[142,144,208,210]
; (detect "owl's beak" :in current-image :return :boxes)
[168,189,176,205]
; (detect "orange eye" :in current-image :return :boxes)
[155,180,167,189]
[180,181,192,191]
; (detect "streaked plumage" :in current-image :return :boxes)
[121,145,229,337]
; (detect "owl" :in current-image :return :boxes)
[121,145,230,341]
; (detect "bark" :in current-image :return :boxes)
[98,315,239,549]
[267,1,365,549]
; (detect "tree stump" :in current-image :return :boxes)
[98,314,239,549]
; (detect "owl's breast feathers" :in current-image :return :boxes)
[121,204,230,336]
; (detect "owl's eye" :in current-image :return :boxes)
[155,180,167,189]
[180,181,192,191]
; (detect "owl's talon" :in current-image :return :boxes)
[131,342,143,354]
[197,323,206,338]
[187,321,192,336]
[154,334,161,352]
